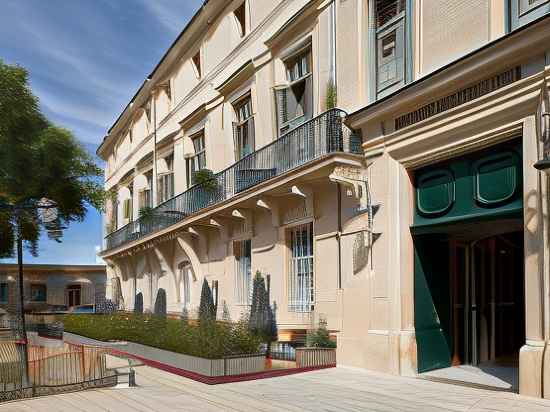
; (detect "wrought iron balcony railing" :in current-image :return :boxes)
[104,109,361,251]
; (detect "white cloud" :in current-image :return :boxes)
[140,0,202,35]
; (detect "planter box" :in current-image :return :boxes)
[63,332,265,377]
[296,347,336,368]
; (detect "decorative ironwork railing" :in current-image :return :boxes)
[0,341,117,402]
[105,109,361,251]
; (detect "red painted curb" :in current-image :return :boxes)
[108,349,335,385]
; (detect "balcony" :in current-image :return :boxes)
[104,109,362,252]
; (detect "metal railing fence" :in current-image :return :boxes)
[105,109,361,251]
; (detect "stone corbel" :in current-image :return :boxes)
[329,165,369,211]
[291,185,314,217]
[232,208,254,236]
[256,197,281,227]
[208,217,232,242]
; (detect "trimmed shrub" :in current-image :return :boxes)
[306,319,336,348]
[62,313,262,359]
[134,292,143,314]
[198,279,216,325]
[154,289,167,317]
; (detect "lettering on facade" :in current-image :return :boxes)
[395,67,521,130]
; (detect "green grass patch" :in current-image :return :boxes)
[63,313,262,359]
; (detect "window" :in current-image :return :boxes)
[30,284,47,302]
[233,96,255,160]
[158,154,175,203]
[67,285,81,307]
[187,132,206,187]
[276,48,313,136]
[0,283,8,303]
[234,239,252,305]
[179,264,192,308]
[511,0,550,30]
[192,51,202,78]
[139,171,153,209]
[123,184,133,220]
[112,197,119,230]
[234,2,246,37]
[287,223,314,312]
[374,0,406,97]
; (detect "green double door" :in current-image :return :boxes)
[414,231,525,373]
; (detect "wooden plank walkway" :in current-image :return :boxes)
[2,365,550,411]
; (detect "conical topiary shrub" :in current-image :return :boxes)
[134,292,143,314]
[154,288,167,317]
[198,278,216,325]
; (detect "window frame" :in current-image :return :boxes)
[234,239,252,305]
[287,222,315,313]
[30,283,47,303]
[158,154,175,204]
[233,95,255,160]
[187,131,207,187]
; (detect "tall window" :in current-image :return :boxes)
[276,47,313,136]
[30,284,47,302]
[0,283,8,303]
[234,239,252,305]
[123,184,133,221]
[234,2,246,37]
[187,132,206,187]
[139,171,153,209]
[233,96,255,160]
[158,154,175,203]
[288,223,314,312]
[375,0,406,97]
[180,263,192,308]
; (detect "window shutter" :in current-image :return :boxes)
[123,199,130,219]
[275,88,289,135]
[248,116,255,152]
[232,121,241,161]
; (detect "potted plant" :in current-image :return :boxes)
[193,169,219,193]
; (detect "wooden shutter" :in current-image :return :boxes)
[275,87,289,136]
[233,121,241,161]
[123,199,131,219]
[248,116,255,152]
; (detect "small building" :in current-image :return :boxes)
[0,264,107,314]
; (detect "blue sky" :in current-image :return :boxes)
[0,0,203,265]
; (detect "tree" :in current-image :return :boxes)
[0,59,105,258]
[249,271,277,354]
[198,278,216,325]
[306,318,336,348]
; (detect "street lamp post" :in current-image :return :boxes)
[0,198,59,386]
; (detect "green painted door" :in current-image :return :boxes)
[414,234,453,373]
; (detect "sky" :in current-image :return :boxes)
[0,0,204,265]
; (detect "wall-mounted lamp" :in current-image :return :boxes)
[534,79,550,173]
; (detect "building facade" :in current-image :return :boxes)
[97,0,550,398]
[0,264,107,314]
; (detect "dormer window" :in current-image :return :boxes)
[234,2,246,37]
[192,51,202,78]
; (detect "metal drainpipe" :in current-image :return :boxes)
[337,183,342,289]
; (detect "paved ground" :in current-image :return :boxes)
[2,365,550,412]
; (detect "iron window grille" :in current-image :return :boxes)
[288,222,314,312]
[234,239,252,305]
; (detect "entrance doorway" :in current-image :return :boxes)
[67,285,81,308]
[450,232,525,369]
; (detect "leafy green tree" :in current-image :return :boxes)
[198,278,216,325]
[0,59,104,258]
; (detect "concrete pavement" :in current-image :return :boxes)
[1,365,550,411]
